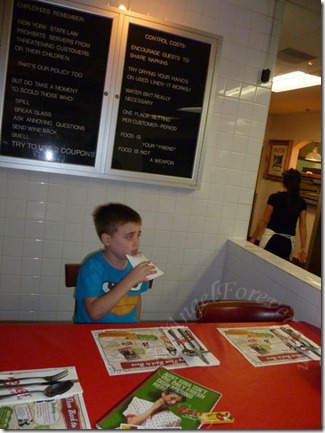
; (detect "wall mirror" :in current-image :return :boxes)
[248,0,321,277]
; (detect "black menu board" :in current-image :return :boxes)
[0,0,112,166]
[111,23,212,179]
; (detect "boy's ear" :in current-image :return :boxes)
[101,232,111,246]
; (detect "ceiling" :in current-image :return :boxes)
[268,0,322,114]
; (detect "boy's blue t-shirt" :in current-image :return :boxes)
[74,251,149,323]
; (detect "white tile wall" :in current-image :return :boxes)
[224,240,321,328]
[2,0,311,325]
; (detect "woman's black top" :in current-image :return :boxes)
[267,191,307,236]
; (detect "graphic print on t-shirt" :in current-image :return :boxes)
[101,281,142,316]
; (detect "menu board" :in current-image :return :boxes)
[111,22,212,179]
[0,0,113,166]
[0,1,219,187]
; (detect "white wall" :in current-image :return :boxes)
[0,0,287,322]
[224,240,321,328]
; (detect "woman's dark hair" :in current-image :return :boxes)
[282,168,301,217]
[164,388,186,402]
[149,387,186,405]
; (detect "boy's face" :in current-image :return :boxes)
[102,222,142,261]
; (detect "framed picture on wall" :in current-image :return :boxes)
[265,139,293,179]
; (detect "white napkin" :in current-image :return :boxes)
[126,253,164,280]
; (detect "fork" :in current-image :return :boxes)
[0,369,69,384]
[280,327,321,357]
[167,329,196,356]
[183,329,210,353]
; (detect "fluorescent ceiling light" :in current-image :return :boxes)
[225,85,256,98]
[177,107,201,113]
[272,71,321,92]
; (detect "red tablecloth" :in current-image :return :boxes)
[0,321,321,429]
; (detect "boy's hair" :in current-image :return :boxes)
[92,203,142,238]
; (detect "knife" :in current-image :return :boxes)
[285,340,315,360]
[271,328,320,360]
[0,379,79,389]
[280,327,321,358]
[178,329,210,364]
[184,329,211,355]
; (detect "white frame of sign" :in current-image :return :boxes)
[0,0,221,189]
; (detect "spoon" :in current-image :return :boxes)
[167,329,196,356]
[179,329,210,364]
[0,380,74,400]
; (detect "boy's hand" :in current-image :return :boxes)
[126,253,164,281]
[129,260,157,285]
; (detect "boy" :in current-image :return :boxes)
[74,203,156,323]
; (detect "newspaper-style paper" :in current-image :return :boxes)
[126,253,164,280]
[92,326,220,376]
[218,324,321,367]
[0,367,91,429]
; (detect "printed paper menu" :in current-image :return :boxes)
[0,367,91,429]
[218,325,321,367]
[92,326,219,375]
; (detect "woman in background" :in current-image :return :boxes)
[249,168,307,262]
